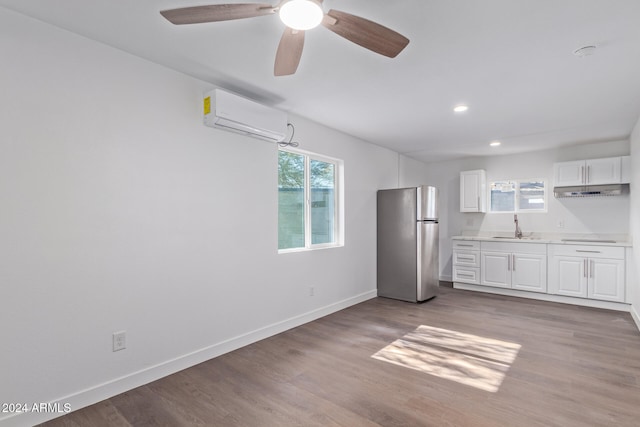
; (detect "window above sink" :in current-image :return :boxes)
[489,179,547,213]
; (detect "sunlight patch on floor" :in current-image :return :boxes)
[371,325,521,392]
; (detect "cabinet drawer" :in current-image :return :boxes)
[453,250,480,267]
[452,240,480,250]
[481,241,547,255]
[453,267,480,284]
[549,244,624,260]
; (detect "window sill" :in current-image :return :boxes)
[278,243,344,254]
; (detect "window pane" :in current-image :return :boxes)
[519,181,545,211]
[490,181,515,212]
[278,151,305,249]
[310,159,335,245]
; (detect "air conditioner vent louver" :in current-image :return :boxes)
[553,184,629,198]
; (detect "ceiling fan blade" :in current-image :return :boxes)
[322,9,409,58]
[160,3,275,25]
[274,27,305,76]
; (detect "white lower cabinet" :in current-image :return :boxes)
[452,240,480,285]
[548,245,625,303]
[453,238,628,305]
[552,256,587,297]
[590,258,625,301]
[512,253,548,293]
[480,241,547,293]
[481,251,511,288]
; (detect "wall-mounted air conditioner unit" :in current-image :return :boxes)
[203,89,288,143]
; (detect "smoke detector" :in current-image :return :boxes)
[573,45,597,57]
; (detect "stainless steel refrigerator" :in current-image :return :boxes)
[377,185,439,302]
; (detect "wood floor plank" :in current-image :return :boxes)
[38,287,640,426]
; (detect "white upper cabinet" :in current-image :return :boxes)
[553,160,586,186]
[586,157,622,184]
[460,170,486,212]
[553,157,622,186]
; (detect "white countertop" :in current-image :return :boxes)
[452,234,632,247]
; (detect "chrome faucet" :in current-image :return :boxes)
[514,214,523,239]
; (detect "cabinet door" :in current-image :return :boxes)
[460,170,486,213]
[512,253,547,293]
[550,256,587,298]
[553,160,585,186]
[588,258,625,302]
[481,251,511,288]
[585,157,621,185]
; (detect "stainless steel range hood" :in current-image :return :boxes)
[553,183,629,198]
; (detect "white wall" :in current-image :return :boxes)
[629,116,640,327]
[398,155,434,188]
[421,140,631,280]
[0,8,409,425]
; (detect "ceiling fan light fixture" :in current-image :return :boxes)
[279,0,324,31]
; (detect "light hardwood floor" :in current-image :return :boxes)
[39,287,640,426]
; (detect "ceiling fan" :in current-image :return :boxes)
[160,0,410,76]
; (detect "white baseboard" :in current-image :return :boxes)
[1,290,377,427]
[631,304,640,332]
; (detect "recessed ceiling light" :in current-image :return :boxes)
[453,105,469,113]
[489,141,501,147]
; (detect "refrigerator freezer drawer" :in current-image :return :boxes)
[417,221,439,301]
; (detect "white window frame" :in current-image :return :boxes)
[488,178,547,213]
[278,147,344,253]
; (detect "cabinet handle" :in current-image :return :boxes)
[457,244,474,247]
[590,259,594,278]
[583,259,587,278]
[458,256,474,261]
[587,165,591,183]
[512,254,516,271]
[477,196,480,210]
[507,255,511,271]
[576,250,601,253]
[581,165,585,183]
[458,273,474,278]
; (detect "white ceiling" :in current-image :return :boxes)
[3,0,640,162]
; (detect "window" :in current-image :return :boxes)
[490,179,546,213]
[278,148,343,251]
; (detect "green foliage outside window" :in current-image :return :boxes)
[278,150,337,250]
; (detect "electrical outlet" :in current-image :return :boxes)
[557,219,565,228]
[309,286,315,296]
[112,331,126,352]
